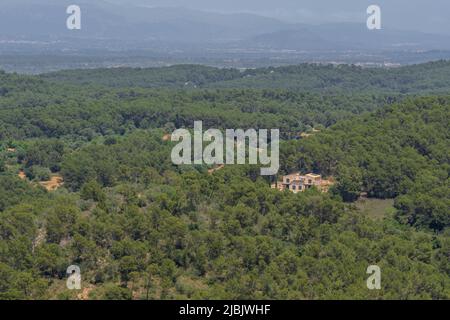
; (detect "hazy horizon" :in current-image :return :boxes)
[3,0,450,35]
[2,0,450,72]
[102,0,450,35]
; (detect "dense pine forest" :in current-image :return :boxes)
[41,60,450,93]
[0,62,449,299]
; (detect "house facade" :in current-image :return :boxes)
[271,172,333,193]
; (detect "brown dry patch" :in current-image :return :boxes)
[162,134,171,141]
[18,170,26,180]
[77,287,93,300]
[39,175,64,191]
[299,128,320,139]
[208,164,224,174]
[300,132,312,138]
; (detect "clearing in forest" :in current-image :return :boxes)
[39,175,64,191]
[18,170,26,180]
[208,164,225,174]
[355,198,395,220]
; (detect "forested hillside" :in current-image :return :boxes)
[0,72,397,140]
[41,60,450,94]
[0,63,449,299]
[280,96,450,231]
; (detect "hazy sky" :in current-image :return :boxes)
[104,0,450,35]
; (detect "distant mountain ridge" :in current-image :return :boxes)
[0,0,289,43]
[1,0,450,52]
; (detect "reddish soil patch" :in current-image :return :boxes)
[162,134,171,141]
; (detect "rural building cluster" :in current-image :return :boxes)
[271,172,334,193]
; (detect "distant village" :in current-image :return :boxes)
[271,172,334,193]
